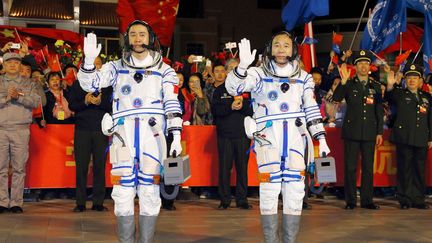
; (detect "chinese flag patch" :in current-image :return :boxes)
[173,85,179,94]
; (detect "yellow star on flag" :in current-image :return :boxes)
[173,3,179,16]
[1,29,15,38]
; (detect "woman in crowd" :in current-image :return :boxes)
[43,71,74,124]
[179,72,210,125]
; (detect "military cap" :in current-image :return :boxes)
[403,63,423,77]
[3,52,22,62]
[353,50,372,65]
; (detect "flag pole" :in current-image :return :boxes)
[369,50,387,64]
[14,28,22,43]
[349,0,369,50]
[166,47,170,58]
[411,42,423,64]
[399,32,403,55]
[307,22,316,68]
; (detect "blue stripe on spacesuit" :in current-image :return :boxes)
[143,152,161,165]
[290,149,303,158]
[304,87,314,92]
[163,81,177,85]
[255,111,305,124]
[162,70,175,78]
[134,118,140,161]
[282,174,302,180]
[112,166,133,170]
[138,176,154,183]
[258,162,280,168]
[304,105,320,110]
[282,120,288,159]
[118,70,162,76]
[306,114,322,122]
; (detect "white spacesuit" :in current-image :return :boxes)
[78,20,182,243]
[226,32,330,243]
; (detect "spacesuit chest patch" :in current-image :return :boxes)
[121,85,132,95]
[267,91,278,101]
[280,102,289,112]
[133,98,143,108]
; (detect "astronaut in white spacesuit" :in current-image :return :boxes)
[225,31,331,243]
[78,20,182,243]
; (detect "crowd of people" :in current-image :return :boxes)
[0,19,431,243]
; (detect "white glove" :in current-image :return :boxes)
[101,113,115,136]
[318,138,331,157]
[238,38,257,71]
[83,33,102,69]
[170,131,182,157]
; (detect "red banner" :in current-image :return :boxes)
[25,125,432,188]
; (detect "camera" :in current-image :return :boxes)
[10,43,21,49]
[193,56,203,62]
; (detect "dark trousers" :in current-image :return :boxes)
[396,144,427,206]
[74,129,108,206]
[217,135,250,205]
[344,139,375,205]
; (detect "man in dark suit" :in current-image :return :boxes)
[332,50,384,210]
[385,64,431,210]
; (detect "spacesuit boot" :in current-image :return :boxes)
[261,214,279,243]
[282,214,301,243]
[138,215,157,243]
[117,215,135,243]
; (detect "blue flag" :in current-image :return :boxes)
[407,0,432,74]
[360,0,407,53]
[303,37,318,45]
[281,0,329,31]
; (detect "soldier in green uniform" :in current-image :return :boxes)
[332,50,384,210]
[386,64,431,210]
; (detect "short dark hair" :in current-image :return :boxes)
[47,71,62,81]
[63,63,77,74]
[212,61,225,72]
[21,60,32,68]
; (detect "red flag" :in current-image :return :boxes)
[331,54,339,64]
[379,24,423,55]
[116,0,179,46]
[395,50,412,66]
[62,68,76,86]
[300,22,317,73]
[332,32,343,46]
[429,59,432,71]
[0,25,82,50]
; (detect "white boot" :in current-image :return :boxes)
[117,215,135,243]
[282,214,301,243]
[138,215,157,243]
[261,214,279,243]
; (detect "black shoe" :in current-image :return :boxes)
[302,202,312,210]
[91,205,108,212]
[162,204,177,211]
[345,203,356,210]
[412,203,430,209]
[73,205,86,212]
[10,206,23,213]
[400,204,410,210]
[237,203,252,210]
[0,206,9,213]
[361,204,380,210]
[218,202,230,210]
